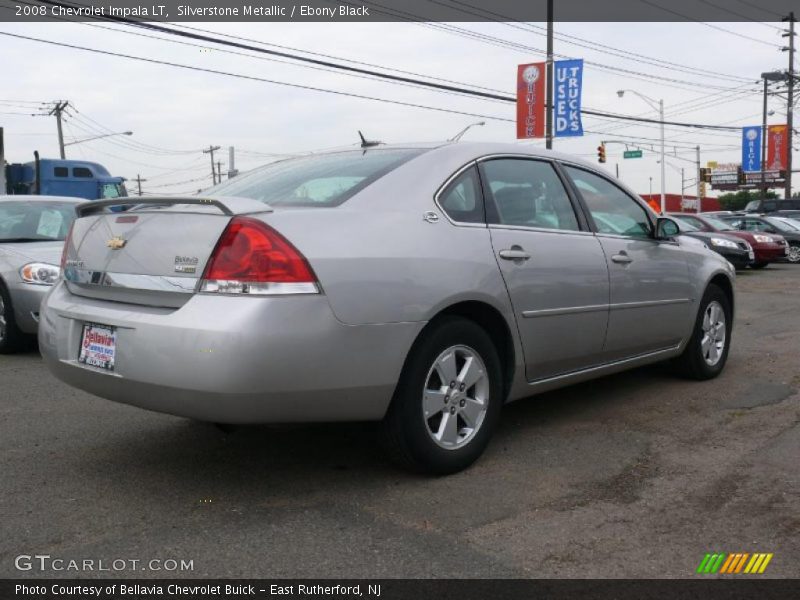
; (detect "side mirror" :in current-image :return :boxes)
[655,217,680,240]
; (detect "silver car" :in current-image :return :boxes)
[39,143,735,473]
[0,196,81,353]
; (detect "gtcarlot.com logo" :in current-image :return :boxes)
[697,552,773,575]
[15,554,194,572]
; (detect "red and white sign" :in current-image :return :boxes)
[516,62,546,139]
[767,124,788,171]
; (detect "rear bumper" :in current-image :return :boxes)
[7,280,50,334]
[39,282,425,423]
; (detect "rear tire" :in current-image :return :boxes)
[750,262,769,269]
[673,284,732,380]
[0,283,26,354]
[382,316,503,475]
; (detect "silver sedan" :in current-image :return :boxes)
[39,143,735,473]
[0,196,81,352]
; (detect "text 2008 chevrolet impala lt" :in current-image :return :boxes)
[39,143,735,474]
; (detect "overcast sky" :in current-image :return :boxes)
[0,19,793,196]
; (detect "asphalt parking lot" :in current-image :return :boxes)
[2,265,799,579]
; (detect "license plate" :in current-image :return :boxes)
[78,323,117,371]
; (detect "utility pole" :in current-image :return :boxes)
[545,0,554,150]
[216,160,224,183]
[696,145,701,213]
[132,174,146,196]
[48,101,69,159]
[761,76,769,198]
[0,127,5,194]
[203,145,221,185]
[227,146,239,179]
[783,12,796,199]
[680,168,685,208]
[659,98,666,214]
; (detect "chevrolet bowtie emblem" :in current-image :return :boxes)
[106,236,127,250]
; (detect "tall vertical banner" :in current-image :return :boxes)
[554,59,584,137]
[767,124,788,171]
[516,63,546,139]
[741,126,761,173]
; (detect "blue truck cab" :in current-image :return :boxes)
[5,158,127,200]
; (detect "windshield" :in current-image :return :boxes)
[0,201,77,242]
[101,182,128,199]
[671,218,699,232]
[702,216,734,231]
[744,200,760,212]
[765,217,800,232]
[207,148,425,207]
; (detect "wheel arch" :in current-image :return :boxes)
[411,300,517,402]
[708,272,735,319]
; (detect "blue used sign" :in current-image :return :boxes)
[554,59,584,137]
[741,126,762,172]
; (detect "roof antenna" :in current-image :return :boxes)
[359,130,382,148]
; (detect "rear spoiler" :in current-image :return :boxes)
[76,196,273,218]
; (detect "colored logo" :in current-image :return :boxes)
[697,552,773,574]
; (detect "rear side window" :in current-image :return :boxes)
[480,158,579,231]
[54,167,68,177]
[208,149,424,207]
[437,166,484,224]
[73,167,93,178]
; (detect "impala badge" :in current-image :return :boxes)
[106,236,127,250]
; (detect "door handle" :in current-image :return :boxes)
[499,249,531,261]
[611,252,633,264]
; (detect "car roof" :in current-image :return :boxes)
[0,195,83,203]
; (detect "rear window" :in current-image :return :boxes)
[73,167,93,178]
[0,201,78,242]
[208,149,425,207]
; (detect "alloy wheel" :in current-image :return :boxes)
[788,245,800,263]
[701,300,726,366]
[421,345,489,450]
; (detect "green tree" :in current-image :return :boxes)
[717,190,779,211]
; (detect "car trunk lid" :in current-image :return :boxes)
[63,197,272,308]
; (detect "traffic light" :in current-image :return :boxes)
[699,167,711,183]
[597,143,606,163]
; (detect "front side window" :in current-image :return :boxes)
[208,148,425,207]
[481,158,579,231]
[564,166,652,239]
[437,166,484,224]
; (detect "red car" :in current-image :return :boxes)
[670,213,788,269]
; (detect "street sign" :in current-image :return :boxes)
[623,150,643,159]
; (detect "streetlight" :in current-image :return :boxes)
[448,121,485,142]
[618,89,665,214]
[64,131,133,147]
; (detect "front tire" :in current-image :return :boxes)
[673,284,732,380]
[750,261,769,269]
[0,283,26,354]
[382,317,504,475]
[787,243,800,264]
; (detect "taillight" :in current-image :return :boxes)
[199,217,318,295]
[60,221,75,271]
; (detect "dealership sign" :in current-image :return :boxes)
[741,126,761,172]
[767,124,788,171]
[553,59,583,137]
[516,62,546,139]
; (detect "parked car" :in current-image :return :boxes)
[670,212,788,269]
[667,213,753,269]
[39,143,736,474]
[774,210,800,220]
[744,198,800,213]
[717,215,800,264]
[0,196,81,352]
